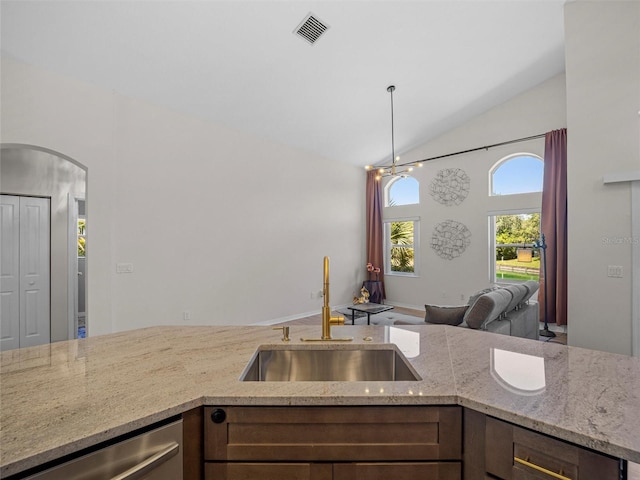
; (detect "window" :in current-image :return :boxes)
[384,218,419,276]
[490,154,543,196]
[385,176,419,206]
[489,212,540,283]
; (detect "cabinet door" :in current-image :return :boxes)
[333,462,460,480]
[485,416,620,480]
[205,462,331,480]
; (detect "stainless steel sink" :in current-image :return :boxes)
[240,345,421,382]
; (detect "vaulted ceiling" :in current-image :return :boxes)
[0,1,566,167]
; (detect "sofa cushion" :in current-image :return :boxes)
[503,284,528,312]
[467,286,500,309]
[463,289,512,329]
[520,280,539,305]
[424,304,468,326]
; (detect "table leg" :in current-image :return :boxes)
[367,313,371,325]
[351,311,355,325]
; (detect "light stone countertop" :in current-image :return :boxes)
[1,324,639,477]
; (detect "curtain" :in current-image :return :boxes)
[540,128,568,326]
[366,171,385,300]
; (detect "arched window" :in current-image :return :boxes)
[385,176,420,206]
[488,153,543,284]
[490,154,543,196]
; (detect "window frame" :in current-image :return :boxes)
[383,216,420,277]
[384,175,420,207]
[488,208,541,284]
[489,153,544,197]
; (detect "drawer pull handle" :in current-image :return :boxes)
[514,456,571,480]
[111,442,179,480]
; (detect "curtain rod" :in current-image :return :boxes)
[388,133,546,169]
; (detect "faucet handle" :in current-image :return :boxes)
[272,326,290,342]
[329,315,345,326]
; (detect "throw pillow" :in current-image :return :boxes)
[424,304,468,326]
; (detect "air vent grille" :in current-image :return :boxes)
[294,13,329,45]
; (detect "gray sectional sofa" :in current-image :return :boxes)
[370,281,540,340]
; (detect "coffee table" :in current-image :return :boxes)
[347,303,394,325]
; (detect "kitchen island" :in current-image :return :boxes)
[1,324,639,478]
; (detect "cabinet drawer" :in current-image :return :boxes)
[333,462,461,480]
[485,416,620,480]
[204,406,461,462]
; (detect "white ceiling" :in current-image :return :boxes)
[0,1,567,167]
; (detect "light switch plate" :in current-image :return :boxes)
[607,265,623,278]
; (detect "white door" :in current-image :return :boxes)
[1,196,20,350]
[0,195,50,351]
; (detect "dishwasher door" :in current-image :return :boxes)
[26,419,183,480]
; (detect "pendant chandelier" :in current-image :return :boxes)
[365,85,422,180]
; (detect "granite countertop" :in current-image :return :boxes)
[1,324,639,477]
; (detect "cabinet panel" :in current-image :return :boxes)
[333,462,461,480]
[182,407,203,480]
[205,462,331,480]
[204,406,461,462]
[484,415,620,480]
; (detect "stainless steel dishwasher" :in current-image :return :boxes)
[25,419,183,480]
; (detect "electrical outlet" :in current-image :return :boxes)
[183,311,191,322]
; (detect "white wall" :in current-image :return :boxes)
[564,1,640,355]
[381,74,566,310]
[1,55,364,336]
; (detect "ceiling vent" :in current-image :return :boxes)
[294,13,329,45]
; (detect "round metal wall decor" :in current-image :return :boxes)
[429,168,470,206]
[431,220,471,260]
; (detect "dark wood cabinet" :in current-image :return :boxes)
[182,407,204,480]
[204,405,461,480]
[464,408,621,480]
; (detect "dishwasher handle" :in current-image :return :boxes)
[110,442,179,480]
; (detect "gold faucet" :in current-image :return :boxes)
[302,256,352,342]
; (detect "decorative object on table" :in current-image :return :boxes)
[431,220,471,260]
[364,86,423,180]
[429,168,470,206]
[353,286,370,305]
[366,262,381,281]
[534,233,555,338]
[363,262,384,304]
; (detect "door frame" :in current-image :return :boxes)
[68,194,86,339]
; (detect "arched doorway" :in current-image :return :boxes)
[1,144,87,349]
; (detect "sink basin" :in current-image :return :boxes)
[240,345,421,382]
